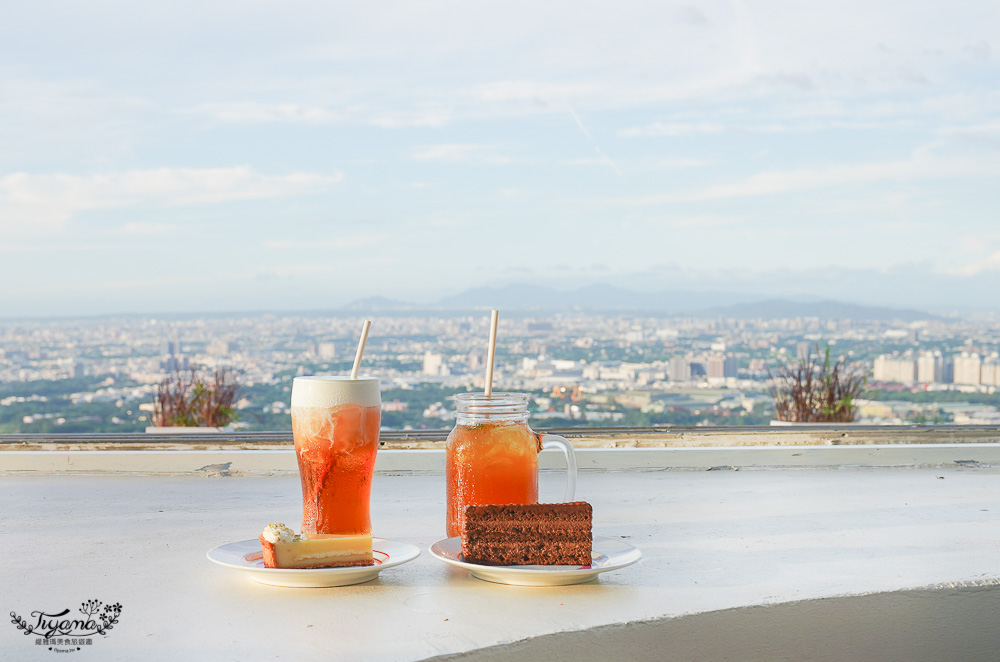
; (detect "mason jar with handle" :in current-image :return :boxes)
[445,392,578,538]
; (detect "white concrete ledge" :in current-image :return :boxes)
[2,444,1000,475]
[2,469,999,661]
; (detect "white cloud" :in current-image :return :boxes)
[565,157,615,167]
[192,101,452,128]
[949,251,1000,277]
[639,214,747,229]
[468,81,597,104]
[565,156,710,170]
[21,263,347,295]
[261,234,385,250]
[951,231,1000,276]
[620,122,730,137]
[640,157,712,170]
[249,264,338,279]
[194,102,347,124]
[958,232,1000,255]
[940,120,1000,147]
[411,144,511,165]
[618,117,918,138]
[366,105,453,128]
[498,188,535,200]
[424,217,466,228]
[0,167,343,231]
[121,222,179,236]
[620,154,1000,205]
[674,4,711,27]
[616,91,1000,142]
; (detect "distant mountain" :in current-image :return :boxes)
[702,298,938,322]
[431,283,759,311]
[433,284,570,310]
[338,287,938,321]
[340,296,416,311]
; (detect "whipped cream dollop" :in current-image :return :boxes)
[291,375,381,408]
[261,523,298,543]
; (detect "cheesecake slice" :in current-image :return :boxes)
[259,523,374,569]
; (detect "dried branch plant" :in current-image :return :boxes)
[768,345,867,423]
[152,367,240,427]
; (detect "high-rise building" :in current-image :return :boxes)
[707,354,724,379]
[796,342,811,362]
[314,342,336,360]
[981,355,1000,387]
[942,358,954,383]
[707,354,739,379]
[207,339,235,356]
[873,354,916,384]
[160,355,189,373]
[953,352,982,386]
[916,351,944,383]
[668,356,690,382]
[422,351,449,376]
[624,330,643,343]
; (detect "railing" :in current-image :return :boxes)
[2,424,998,451]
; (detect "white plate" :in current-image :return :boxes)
[429,535,641,586]
[207,537,420,588]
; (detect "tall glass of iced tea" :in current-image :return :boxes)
[291,375,381,536]
[445,392,577,538]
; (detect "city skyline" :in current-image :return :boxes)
[4,309,1000,433]
[2,1,999,317]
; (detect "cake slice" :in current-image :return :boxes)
[259,523,374,569]
[461,502,593,566]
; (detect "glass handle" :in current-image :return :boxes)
[539,433,578,502]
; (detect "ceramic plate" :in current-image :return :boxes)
[429,535,641,586]
[207,537,420,588]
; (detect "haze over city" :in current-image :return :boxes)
[1,1,998,317]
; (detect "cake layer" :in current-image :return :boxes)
[461,502,593,566]
[466,531,588,542]
[463,502,592,522]
[462,523,590,542]
[462,541,592,566]
[259,523,374,569]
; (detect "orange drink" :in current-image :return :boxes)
[446,419,539,538]
[445,392,577,538]
[291,376,380,535]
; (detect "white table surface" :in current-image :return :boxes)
[3,466,999,660]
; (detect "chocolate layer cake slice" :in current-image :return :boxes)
[461,502,593,566]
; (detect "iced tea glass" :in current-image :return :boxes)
[291,376,381,536]
[445,392,577,537]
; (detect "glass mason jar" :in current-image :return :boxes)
[445,392,577,538]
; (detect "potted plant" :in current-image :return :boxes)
[146,367,241,433]
[768,344,867,424]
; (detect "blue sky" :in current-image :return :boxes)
[1,0,999,316]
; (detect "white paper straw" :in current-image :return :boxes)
[484,310,499,396]
[350,320,372,379]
